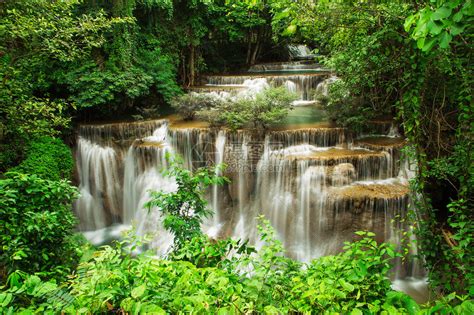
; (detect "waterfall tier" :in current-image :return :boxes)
[248,61,329,72]
[74,120,417,264]
[204,73,328,101]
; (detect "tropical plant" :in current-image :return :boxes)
[144,154,228,251]
[0,173,80,280]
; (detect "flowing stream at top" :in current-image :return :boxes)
[75,58,427,302]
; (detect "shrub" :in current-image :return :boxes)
[0,173,80,280]
[197,87,297,130]
[322,80,376,132]
[11,136,74,181]
[171,93,221,120]
[197,98,251,129]
[0,227,430,314]
[144,154,228,251]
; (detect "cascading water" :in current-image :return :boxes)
[75,60,427,301]
[205,73,328,101]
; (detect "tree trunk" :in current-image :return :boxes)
[189,45,195,87]
[246,30,253,65]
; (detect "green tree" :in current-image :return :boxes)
[0,0,127,169]
[145,154,228,251]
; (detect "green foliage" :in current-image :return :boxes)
[11,137,74,181]
[0,270,70,314]
[198,87,297,130]
[248,86,298,128]
[0,0,129,165]
[290,231,401,313]
[57,38,181,111]
[171,93,219,120]
[170,235,254,268]
[0,98,72,141]
[400,0,473,297]
[145,154,228,251]
[272,0,473,298]
[404,0,473,52]
[2,226,428,314]
[321,79,375,131]
[0,173,80,280]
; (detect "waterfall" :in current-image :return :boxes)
[74,59,426,300]
[288,44,315,60]
[75,138,120,230]
[205,73,328,100]
[249,61,328,72]
[75,120,416,257]
[210,130,226,235]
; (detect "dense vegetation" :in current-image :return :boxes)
[2,160,472,313]
[173,87,297,130]
[0,0,472,313]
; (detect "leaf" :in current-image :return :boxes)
[431,6,452,20]
[450,23,465,36]
[0,293,13,307]
[427,20,443,35]
[131,284,146,299]
[417,37,425,49]
[404,14,416,32]
[283,24,297,36]
[339,279,355,292]
[452,11,463,22]
[439,31,452,48]
[422,38,437,52]
[302,289,317,298]
[350,308,363,315]
[402,295,420,315]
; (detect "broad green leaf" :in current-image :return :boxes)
[439,31,452,48]
[404,14,416,32]
[427,20,443,35]
[131,284,146,299]
[450,23,465,36]
[431,6,452,20]
[422,38,437,52]
[416,37,425,49]
[339,279,355,292]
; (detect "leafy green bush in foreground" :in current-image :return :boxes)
[2,227,473,314]
[0,173,80,280]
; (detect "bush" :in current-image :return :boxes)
[197,87,297,130]
[322,80,376,132]
[144,154,228,251]
[171,93,221,120]
[10,136,74,181]
[197,98,251,129]
[0,173,80,280]
[0,227,428,314]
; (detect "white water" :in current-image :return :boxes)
[75,61,426,301]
